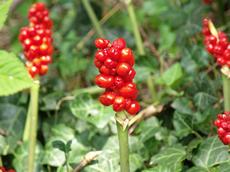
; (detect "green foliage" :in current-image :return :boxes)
[0,0,12,29]
[0,0,230,171]
[0,51,33,96]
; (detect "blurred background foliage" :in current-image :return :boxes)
[0,0,230,171]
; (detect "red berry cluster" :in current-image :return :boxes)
[94,38,140,115]
[202,18,230,67]
[0,167,15,172]
[19,2,53,78]
[203,0,212,4]
[214,112,230,145]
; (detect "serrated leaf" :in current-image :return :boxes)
[150,145,186,172]
[192,136,230,169]
[69,94,113,128]
[0,0,12,29]
[0,51,33,96]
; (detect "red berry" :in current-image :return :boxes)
[99,65,111,75]
[126,101,140,115]
[28,65,38,78]
[116,62,131,76]
[120,48,135,66]
[99,92,116,106]
[113,96,126,112]
[95,38,109,49]
[112,38,126,49]
[104,58,117,68]
[39,65,48,75]
[108,47,120,61]
[95,50,107,62]
[119,83,138,99]
[95,74,114,88]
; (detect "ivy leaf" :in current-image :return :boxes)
[150,145,186,172]
[69,94,113,128]
[0,0,12,29]
[193,92,217,111]
[192,136,230,169]
[0,103,26,153]
[52,140,66,153]
[0,51,33,96]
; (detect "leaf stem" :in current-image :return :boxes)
[28,81,40,172]
[116,112,130,172]
[82,0,104,37]
[223,74,230,111]
[124,0,145,55]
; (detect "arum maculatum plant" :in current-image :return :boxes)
[202,18,230,112]
[18,2,53,172]
[94,38,140,172]
[202,19,230,145]
[0,166,15,172]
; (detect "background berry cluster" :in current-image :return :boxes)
[202,18,230,67]
[94,38,140,115]
[0,167,15,172]
[214,112,230,145]
[18,2,53,78]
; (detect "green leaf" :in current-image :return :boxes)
[192,136,230,169]
[52,140,66,152]
[0,135,7,155]
[69,94,113,128]
[150,145,186,172]
[162,63,183,88]
[0,103,26,153]
[193,92,217,111]
[0,0,13,29]
[0,50,33,96]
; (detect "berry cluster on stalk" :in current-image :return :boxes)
[214,112,230,145]
[0,167,15,172]
[94,38,140,115]
[203,0,212,4]
[19,2,53,78]
[202,18,230,67]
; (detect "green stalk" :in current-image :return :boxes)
[116,112,130,172]
[82,0,104,37]
[23,97,32,141]
[125,0,145,56]
[147,76,158,103]
[223,74,230,111]
[28,81,40,172]
[0,157,3,166]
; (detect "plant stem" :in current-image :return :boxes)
[28,81,40,172]
[65,153,70,172]
[125,0,145,56]
[23,97,32,141]
[82,0,104,37]
[0,157,3,166]
[147,76,158,103]
[116,112,130,172]
[223,74,230,111]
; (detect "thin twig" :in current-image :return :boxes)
[128,104,163,134]
[73,151,102,172]
[76,3,121,50]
